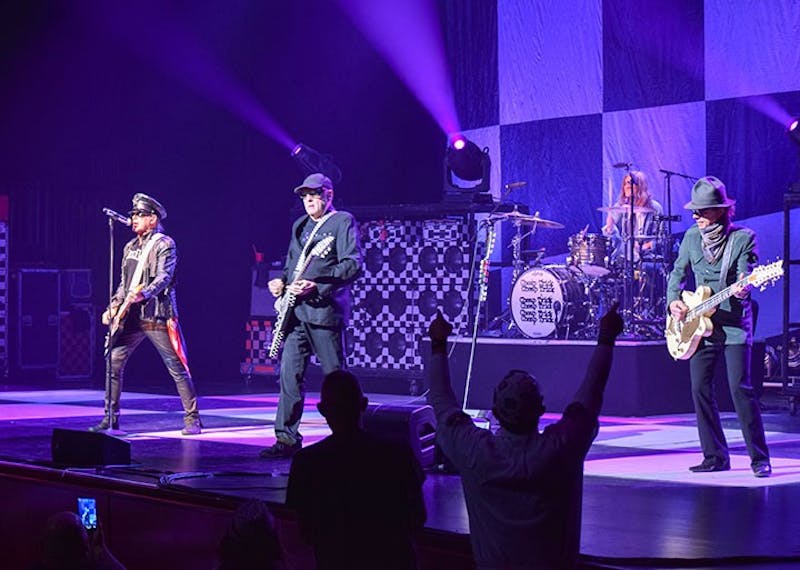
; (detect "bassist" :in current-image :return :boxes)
[667,177,770,477]
[259,173,362,458]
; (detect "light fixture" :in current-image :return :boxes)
[789,118,800,145]
[290,142,343,183]
[444,134,491,200]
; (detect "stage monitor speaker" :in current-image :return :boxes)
[51,428,131,467]
[363,403,437,469]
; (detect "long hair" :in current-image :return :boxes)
[616,170,654,208]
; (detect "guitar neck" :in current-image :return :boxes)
[686,278,744,321]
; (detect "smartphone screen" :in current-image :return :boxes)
[77,497,97,530]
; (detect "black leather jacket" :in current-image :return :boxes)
[110,230,180,321]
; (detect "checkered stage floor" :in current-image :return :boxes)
[2,387,800,488]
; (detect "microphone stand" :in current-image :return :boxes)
[624,167,636,334]
[103,216,115,430]
[658,168,694,268]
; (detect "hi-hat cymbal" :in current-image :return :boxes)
[487,211,565,229]
[597,205,656,215]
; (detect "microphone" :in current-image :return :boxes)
[504,181,527,189]
[613,162,632,169]
[102,207,131,226]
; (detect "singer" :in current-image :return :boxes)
[90,193,202,435]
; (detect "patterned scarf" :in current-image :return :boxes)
[700,220,729,264]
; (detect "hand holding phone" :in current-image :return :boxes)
[77,497,97,530]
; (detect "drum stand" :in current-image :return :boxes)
[485,216,536,337]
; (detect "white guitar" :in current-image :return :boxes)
[665,260,784,360]
[269,236,335,359]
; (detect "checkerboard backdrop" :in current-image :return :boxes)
[348,218,473,371]
[444,0,800,337]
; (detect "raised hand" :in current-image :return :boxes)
[599,302,624,341]
[428,310,453,343]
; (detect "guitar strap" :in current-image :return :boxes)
[128,232,164,292]
[293,211,336,281]
[717,229,736,291]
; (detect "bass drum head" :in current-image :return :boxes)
[511,266,576,338]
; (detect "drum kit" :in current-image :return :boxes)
[483,204,673,340]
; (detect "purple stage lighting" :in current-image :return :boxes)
[291,144,303,156]
[453,137,466,151]
[85,3,295,151]
[337,0,460,136]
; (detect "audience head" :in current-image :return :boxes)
[217,500,281,570]
[38,511,90,569]
[317,370,368,430]
[492,370,545,434]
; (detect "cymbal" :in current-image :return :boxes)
[597,205,656,215]
[488,211,565,229]
[627,234,658,241]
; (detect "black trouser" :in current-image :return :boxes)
[275,321,345,444]
[690,340,769,466]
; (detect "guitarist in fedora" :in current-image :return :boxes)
[91,193,202,435]
[667,176,771,477]
[259,173,362,458]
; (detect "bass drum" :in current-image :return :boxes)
[510,266,589,339]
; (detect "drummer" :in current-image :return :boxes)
[601,170,663,260]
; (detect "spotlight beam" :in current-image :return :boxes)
[337,0,460,136]
[85,3,295,150]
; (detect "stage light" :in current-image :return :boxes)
[290,142,343,183]
[444,135,491,198]
[789,118,800,145]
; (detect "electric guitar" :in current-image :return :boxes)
[269,236,335,359]
[665,260,783,360]
[104,284,145,356]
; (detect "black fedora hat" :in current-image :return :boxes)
[684,176,735,210]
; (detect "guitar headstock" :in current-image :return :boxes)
[310,235,335,258]
[748,259,784,290]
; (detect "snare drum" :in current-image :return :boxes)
[567,233,612,277]
[510,266,589,338]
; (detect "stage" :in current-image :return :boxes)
[1,378,800,569]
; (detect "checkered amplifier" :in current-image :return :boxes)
[349,218,473,371]
[57,304,95,379]
[0,222,7,375]
[241,318,278,376]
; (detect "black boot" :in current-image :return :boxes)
[89,415,119,432]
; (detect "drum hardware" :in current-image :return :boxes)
[480,206,564,337]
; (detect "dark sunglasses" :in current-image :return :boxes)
[297,189,323,198]
[129,209,155,217]
[691,208,716,217]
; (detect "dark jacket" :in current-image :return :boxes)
[282,211,362,328]
[111,230,180,321]
[667,224,756,345]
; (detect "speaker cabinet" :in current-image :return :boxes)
[51,428,131,466]
[363,403,437,469]
[18,269,60,369]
